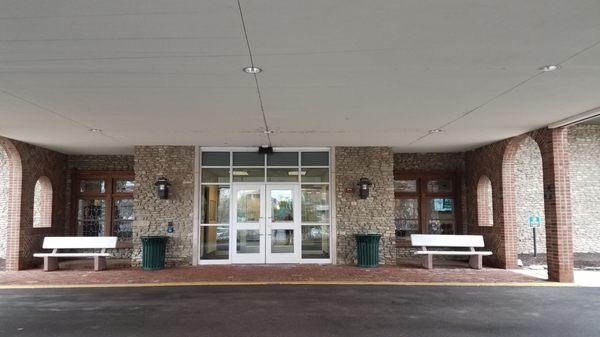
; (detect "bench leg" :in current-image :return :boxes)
[44,256,59,272]
[469,255,483,269]
[94,256,107,271]
[422,254,433,269]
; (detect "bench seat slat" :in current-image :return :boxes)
[415,251,492,256]
[42,236,117,249]
[34,253,110,257]
[411,234,485,247]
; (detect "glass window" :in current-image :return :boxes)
[425,198,455,234]
[80,180,105,194]
[271,229,294,253]
[77,199,106,236]
[394,180,417,193]
[201,226,229,259]
[301,185,329,223]
[301,152,329,166]
[114,180,134,193]
[202,152,230,166]
[426,179,453,193]
[270,189,294,222]
[267,152,298,166]
[395,198,419,240]
[267,168,299,182]
[236,189,261,222]
[113,199,133,241]
[302,225,330,258]
[301,168,329,183]
[233,152,264,166]
[201,186,230,224]
[232,168,264,182]
[237,230,260,253]
[202,168,230,183]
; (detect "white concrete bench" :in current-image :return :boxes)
[411,234,492,269]
[34,236,117,271]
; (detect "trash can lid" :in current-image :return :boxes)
[141,236,168,240]
[354,233,382,237]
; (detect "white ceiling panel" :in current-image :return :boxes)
[0,0,599,154]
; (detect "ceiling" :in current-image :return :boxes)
[0,0,599,154]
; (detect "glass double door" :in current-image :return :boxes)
[232,184,301,264]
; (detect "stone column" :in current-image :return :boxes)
[335,147,396,265]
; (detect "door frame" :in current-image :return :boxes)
[196,147,334,266]
[231,184,266,264]
[265,184,301,263]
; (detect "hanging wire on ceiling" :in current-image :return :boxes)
[235,0,272,146]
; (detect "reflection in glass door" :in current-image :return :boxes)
[231,185,265,263]
[266,185,300,263]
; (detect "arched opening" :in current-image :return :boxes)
[0,138,22,271]
[33,176,53,228]
[477,175,493,227]
[514,136,546,267]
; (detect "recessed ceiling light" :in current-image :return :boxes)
[243,66,262,74]
[539,65,560,72]
[428,129,444,134]
[88,128,102,133]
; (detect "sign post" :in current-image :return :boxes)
[528,214,542,257]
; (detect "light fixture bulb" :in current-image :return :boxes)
[539,65,560,72]
[243,66,262,74]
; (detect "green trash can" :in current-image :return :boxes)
[141,236,167,270]
[355,234,381,268]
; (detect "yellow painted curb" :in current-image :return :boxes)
[0,281,577,290]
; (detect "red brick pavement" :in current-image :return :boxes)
[0,260,542,286]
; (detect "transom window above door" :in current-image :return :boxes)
[201,150,330,184]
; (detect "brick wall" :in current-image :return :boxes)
[0,148,8,261]
[465,137,517,269]
[0,137,68,270]
[568,124,600,254]
[132,146,195,267]
[335,147,396,264]
[466,128,574,282]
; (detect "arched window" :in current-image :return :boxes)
[33,177,52,228]
[477,175,493,227]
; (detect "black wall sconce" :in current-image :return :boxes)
[357,177,373,199]
[155,177,171,200]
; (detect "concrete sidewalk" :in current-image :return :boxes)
[511,269,600,287]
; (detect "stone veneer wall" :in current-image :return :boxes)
[514,137,546,256]
[335,147,395,264]
[0,148,8,261]
[132,146,195,267]
[569,124,600,255]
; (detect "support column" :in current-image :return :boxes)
[536,127,574,283]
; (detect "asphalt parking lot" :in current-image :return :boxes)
[0,285,598,337]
